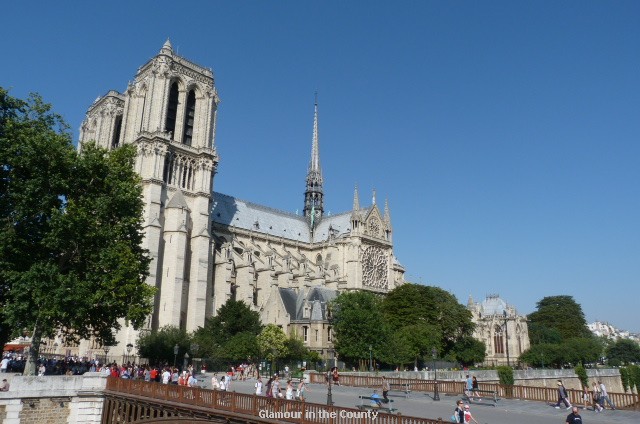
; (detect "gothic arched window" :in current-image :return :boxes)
[182,90,196,145]
[494,325,504,354]
[165,82,179,137]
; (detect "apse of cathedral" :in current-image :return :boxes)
[78,40,405,358]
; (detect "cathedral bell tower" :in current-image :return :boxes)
[80,40,220,340]
[303,96,324,231]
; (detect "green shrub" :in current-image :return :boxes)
[574,364,589,389]
[496,366,514,385]
[620,367,630,392]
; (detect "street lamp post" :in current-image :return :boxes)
[173,344,179,368]
[369,345,373,372]
[326,350,333,405]
[503,310,511,367]
[431,347,440,401]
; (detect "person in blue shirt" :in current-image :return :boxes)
[370,389,382,408]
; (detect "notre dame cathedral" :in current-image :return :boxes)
[76,41,530,366]
[78,41,406,360]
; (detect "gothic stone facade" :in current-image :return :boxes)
[467,295,530,366]
[79,41,405,359]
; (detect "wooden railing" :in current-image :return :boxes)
[104,378,447,424]
[309,373,640,410]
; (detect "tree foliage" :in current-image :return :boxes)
[257,324,289,362]
[496,366,514,385]
[606,339,640,366]
[528,296,592,342]
[380,284,476,363]
[192,299,263,364]
[331,291,392,365]
[452,336,487,366]
[0,89,154,374]
[137,326,191,366]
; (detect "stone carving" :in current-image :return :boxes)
[362,245,388,289]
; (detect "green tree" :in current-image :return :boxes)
[519,343,566,368]
[137,326,191,367]
[381,283,475,357]
[606,339,640,365]
[222,332,260,363]
[192,299,263,362]
[452,336,486,367]
[257,324,288,363]
[331,291,392,365]
[0,89,154,374]
[563,337,603,366]
[527,296,592,342]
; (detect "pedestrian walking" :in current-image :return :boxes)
[452,399,465,423]
[463,404,479,424]
[598,381,616,410]
[591,382,603,412]
[554,380,572,410]
[255,377,263,395]
[471,376,481,401]
[382,376,390,401]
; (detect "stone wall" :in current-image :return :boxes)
[0,373,108,424]
[346,368,625,392]
[15,399,69,424]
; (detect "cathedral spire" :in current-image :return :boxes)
[353,185,360,211]
[303,94,324,226]
[372,188,376,206]
[384,198,391,223]
[160,38,173,55]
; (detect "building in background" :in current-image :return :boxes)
[467,294,530,366]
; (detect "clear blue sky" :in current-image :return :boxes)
[4,2,639,332]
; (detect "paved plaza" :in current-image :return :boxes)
[208,376,640,424]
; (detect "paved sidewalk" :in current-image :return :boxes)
[211,376,640,424]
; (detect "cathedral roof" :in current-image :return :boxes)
[278,287,338,321]
[478,295,508,316]
[211,192,358,243]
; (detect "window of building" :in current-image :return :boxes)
[494,325,504,354]
[303,326,308,343]
[165,82,179,137]
[112,114,122,148]
[327,326,332,342]
[315,329,318,342]
[182,90,196,145]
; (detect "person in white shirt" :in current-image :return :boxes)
[255,377,263,395]
[162,368,171,384]
[1,357,10,373]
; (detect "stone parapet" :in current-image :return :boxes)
[0,373,108,424]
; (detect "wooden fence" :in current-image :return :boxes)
[309,373,639,410]
[104,378,447,424]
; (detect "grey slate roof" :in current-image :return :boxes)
[211,192,360,243]
[278,287,338,321]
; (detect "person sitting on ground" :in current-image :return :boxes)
[370,389,382,408]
